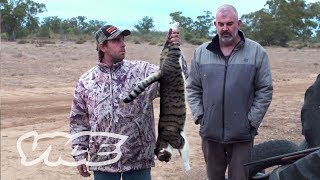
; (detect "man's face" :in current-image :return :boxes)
[101,35,126,64]
[214,11,241,46]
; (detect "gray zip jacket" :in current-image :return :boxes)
[186,31,273,143]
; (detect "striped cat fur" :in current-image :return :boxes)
[123,22,190,172]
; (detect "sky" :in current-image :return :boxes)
[33,0,318,31]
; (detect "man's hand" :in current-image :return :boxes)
[77,164,91,177]
[194,115,203,125]
[170,29,180,45]
[166,28,181,46]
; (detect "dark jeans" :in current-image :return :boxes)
[94,168,151,180]
[202,139,253,180]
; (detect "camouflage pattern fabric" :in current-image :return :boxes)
[70,60,159,172]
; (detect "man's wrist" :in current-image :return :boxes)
[194,114,203,125]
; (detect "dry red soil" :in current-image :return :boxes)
[1,40,319,180]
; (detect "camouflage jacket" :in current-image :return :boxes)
[70,60,159,172]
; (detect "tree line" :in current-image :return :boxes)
[1,0,320,46]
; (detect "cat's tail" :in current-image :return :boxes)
[123,71,161,103]
[179,130,191,173]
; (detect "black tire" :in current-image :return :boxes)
[248,140,299,179]
[300,74,320,148]
[268,149,320,180]
[298,139,309,151]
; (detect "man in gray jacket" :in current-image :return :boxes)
[186,4,273,180]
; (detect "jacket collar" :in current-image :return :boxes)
[206,30,246,56]
[98,60,124,73]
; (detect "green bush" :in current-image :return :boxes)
[1,33,9,41]
[37,27,53,38]
[41,40,55,44]
[183,32,194,42]
[17,39,29,44]
[76,38,86,44]
[149,40,159,45]
[189,38,206,45]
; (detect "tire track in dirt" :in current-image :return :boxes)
[1,90,73,129]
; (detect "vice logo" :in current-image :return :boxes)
[16,131,128,167]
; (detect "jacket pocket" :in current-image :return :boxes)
[245,115,251,131]
[201,104,214,127]
[226,111,252,141]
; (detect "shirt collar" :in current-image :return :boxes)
[97,60,124,73]
[206,30,246,56]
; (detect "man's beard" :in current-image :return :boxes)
[220,31,236,46]
[112,58,124,64]
[111,54,125,64]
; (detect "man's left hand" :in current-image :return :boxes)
[170,29,180,45]
[166,28,180,46]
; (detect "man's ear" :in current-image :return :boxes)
[238,19,242,27]
[98,43,105,52]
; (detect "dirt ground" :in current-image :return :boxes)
[1,40,319,180]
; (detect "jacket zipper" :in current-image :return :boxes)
[109,70,114,121]
[221,44,239,141]
[222,58,228,141]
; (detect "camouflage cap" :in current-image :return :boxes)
[95,25,131,50]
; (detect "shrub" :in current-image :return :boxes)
[149,40,158,45]
[41,40,55,44]
[183,32,194,42]
[1,33,9,41]
[189,38,206,45]
[76,38,86,44]
[17,39,29,44]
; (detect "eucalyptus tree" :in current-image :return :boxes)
[1,0,46,40]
